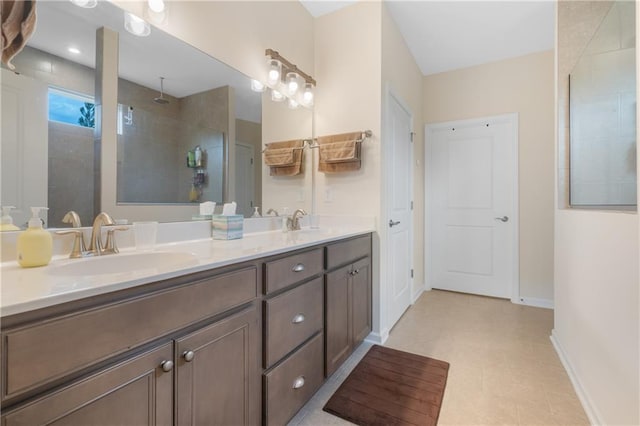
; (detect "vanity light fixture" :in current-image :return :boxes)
[124,12,151,37]
[251,79,266,92]
[267,59,282,86]
[271,89,285,102]
[302,83,314,107]
[257,49,316,109]
[70,0,97,8]
[287,98,299,110]
[285,71,299,96]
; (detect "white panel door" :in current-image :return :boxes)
[387,93,413,327]
[1,69,49,227]
[235,142,255,217]
[427,114,517,299]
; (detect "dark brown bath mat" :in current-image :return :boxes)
[323,345,449,426]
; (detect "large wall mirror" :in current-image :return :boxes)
[569,0,637,209]
[1,0,312,227]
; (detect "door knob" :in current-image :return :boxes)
[494,216,509,222]
[388,220,400,227]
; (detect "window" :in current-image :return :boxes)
[48,88,95,128]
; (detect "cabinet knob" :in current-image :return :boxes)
[183,350,195,362]
[353,269,360,275]
[292,263,305,272]
[292,313,305,324]
[160,360,174,372]
[292,376,305,389]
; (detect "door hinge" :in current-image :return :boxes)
[411,269,414,278]
[250,158,254,165]
[411,201,413,210]
[410,132,415,143]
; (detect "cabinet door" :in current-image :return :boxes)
[175,304,260,426]
[351,257,372,346]
[2,343,173,426]
[325,265,352,377]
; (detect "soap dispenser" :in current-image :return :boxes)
[0,206,20,231]
[16,207,53,267]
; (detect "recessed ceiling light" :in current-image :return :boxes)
[148,0,165,13]
[67,47,81,55]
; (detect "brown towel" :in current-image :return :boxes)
[318,140,357,163]
[1,0,37,71]
[317,132,363,173]
[264,139,305,176]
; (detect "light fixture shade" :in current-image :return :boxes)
[70,0,97,8]
[287,98,299,110]
[285,72,299,96]
[148,0,165,13]
[302,83,314,107]
[271,89,285,102]
[124,12,151,37]
[267,59,281,86]
[251,79,266,93]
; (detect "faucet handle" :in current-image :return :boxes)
[55,229,87,258]
[103,226,129,255]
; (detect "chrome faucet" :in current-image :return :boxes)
[288,209,307,231]
[266,208,279,217]
[88,212,127,255]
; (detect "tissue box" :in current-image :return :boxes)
[211,215,244,240]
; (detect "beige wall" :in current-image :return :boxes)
[553,2,639,425]
[381,5,425,304]
[314,2,383,334]
[423,51,556,303]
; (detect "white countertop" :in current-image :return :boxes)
[1,226,373,318]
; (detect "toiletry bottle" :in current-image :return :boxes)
[0,206,20,231]
[281,207,290,232]
[16,207,53,267]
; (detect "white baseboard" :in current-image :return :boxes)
[550,330,601,426]
[515,297,554,309]
[411,285,425,304]
[365,327,389,345]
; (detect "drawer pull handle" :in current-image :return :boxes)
[292,313,305,324]
[292,263,305,272]
[160,360,174,372]
[183,350,195,362]
[292,376,305,389]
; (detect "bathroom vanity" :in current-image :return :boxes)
[0,230,372,425]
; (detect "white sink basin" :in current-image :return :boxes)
[47,252,199,277]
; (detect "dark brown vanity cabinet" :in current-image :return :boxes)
[325,235,372,377]
[1,265,261,426]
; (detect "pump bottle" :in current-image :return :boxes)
[16,207,53,267]
[0,206,20,231]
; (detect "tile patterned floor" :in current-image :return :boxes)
[289,289,590,426]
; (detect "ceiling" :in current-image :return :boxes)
[301,0,555,76]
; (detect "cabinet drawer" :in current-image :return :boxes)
[326,234,371,270]
[264,278,323,368]
[2,266,257,402]
[264,248,323,294]
[264,333,324,426]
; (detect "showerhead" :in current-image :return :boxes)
[154,77,170,104]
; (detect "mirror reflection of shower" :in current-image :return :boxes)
[154,76,170,104]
